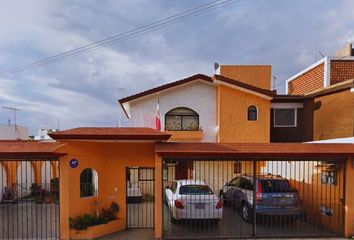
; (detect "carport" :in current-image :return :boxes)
[154,142,354,239]
[0,140,64,239]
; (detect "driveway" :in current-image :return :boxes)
[163,203,338,239]
[0,201,59,239]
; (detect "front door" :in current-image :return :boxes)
[126,167,155,229]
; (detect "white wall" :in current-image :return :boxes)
[0,125,28,140]
[128,80,217,142]
[16,161,35,198]
[41,161,54,190]
[0,162,7,202]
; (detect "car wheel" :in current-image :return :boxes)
[241,203,252,223]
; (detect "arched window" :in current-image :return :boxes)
[80,168,98,197]
[165,107,199,131]
[247,105,258,121]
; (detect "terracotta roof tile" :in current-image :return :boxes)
[49,127,171,141]
[213,74,276,97]
[156,142,354,158]
[0,140,64,159]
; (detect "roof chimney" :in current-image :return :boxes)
[335,43,353,57]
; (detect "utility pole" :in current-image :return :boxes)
[1,106,21,129]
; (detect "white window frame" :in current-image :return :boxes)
[273,108,297,128]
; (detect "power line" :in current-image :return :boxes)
[0,0,240,77]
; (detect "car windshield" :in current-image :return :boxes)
[179,185,213,195]
[261,180,291,193]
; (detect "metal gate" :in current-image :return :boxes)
[162,158,345,239]
[126,167,155,229]
[0,159,60,239]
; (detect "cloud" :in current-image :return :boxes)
[0,0,354,134]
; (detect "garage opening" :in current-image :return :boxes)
[0,159,60,239]
[126,167,155,229]
[162,158,345,239]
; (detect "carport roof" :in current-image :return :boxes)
[49,127,171,141]
[155,142,354,159]
[0,140,65,159]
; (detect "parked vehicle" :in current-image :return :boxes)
[220,174,304,222]
[165,180,223,222]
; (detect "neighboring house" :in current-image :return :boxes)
[0,124,28,140]
[119,65,274,143]
[272,44,354,142]
[286,43,354,95]
[120,46,353,145]
[34,128,58,141]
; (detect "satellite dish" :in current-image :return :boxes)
[214,62,220,72]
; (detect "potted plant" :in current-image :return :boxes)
[44,191,52,203]
[35,188,45,204]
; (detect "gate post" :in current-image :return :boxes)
[60,157,70,239]
[252,159,257,237]
[344,157,354,237]
[155,154,163,239]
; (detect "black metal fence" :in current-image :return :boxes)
[126,167,155,229]
[0,159,60,239]
[162,158,345,239]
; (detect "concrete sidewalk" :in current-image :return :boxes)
[99,229,154,240]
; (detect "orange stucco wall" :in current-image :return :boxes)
[220,65,272,90]
[313,89,354,141]
[56,141,156,239]
[217,84,270,143]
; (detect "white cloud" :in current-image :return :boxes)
[1,0,354,134]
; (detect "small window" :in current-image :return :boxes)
[165,107,199,131]
[321,170,337,185]
[138,168,154,181]
[273,108,296,127]
[80,168,98,197]
[247,105,258,121]
[234,161,242,174]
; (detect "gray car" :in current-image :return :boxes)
[220,174,304,222]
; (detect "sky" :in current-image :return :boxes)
[0,0,353,135]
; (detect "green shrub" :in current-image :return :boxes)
[69,202,119,230]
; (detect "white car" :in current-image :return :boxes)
[165,179,223,222]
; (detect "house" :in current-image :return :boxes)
[0,124,28,140]
[34,128,58,141]
[0,44,353,240]
[119,65,275,143]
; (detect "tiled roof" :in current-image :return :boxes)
[213,74,276,97]
[156,142,354,158]
[118,73,276,106]
[49,127,171,141]
[273,79,354,102]
[0,140,64,159]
